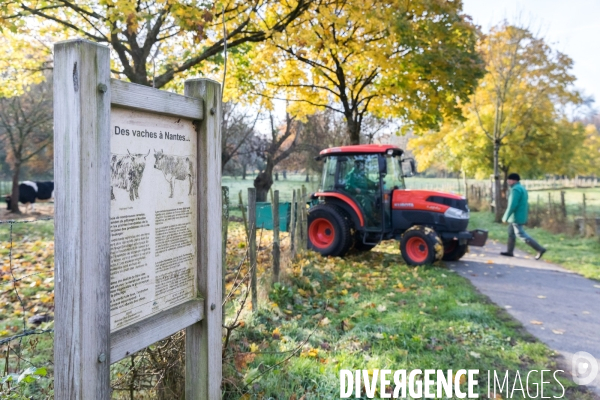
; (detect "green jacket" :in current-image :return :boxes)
[344,168,376,193]
[502,182,528,224]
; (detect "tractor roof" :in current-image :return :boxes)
[319,144,403,156]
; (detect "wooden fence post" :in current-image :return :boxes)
[271,190,280,285]
[184,78,223,399]
[582,193,587,237]
[54,38,111,400]
[295,188,303,254]
[560,191,567,220]
[248,187,257,311]
[238,190,248,238]
[289,189,297,258]
[301,185,308,251]
[222,186,229,320]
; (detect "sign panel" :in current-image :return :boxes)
[109,107,198,332]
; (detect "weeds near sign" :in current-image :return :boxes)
[0,218,55,400]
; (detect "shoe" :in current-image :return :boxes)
[535,249,546,260]
[500,252,514,257]
[525,238,546,260]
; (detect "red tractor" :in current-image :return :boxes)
[307,144,487,265]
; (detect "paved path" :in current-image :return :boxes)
[446,239,600,396]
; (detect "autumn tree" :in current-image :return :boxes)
[254,113,300,201]
[0,30,53,98]
[409,22,585,221]
[228,134,265,179]
[0,0,315,90]
[221,102,261,171]
[277,108,348,180]
[241,0,484,144]
[0,80,53,213]
[569,123,600,177]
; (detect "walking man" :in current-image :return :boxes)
[501,173,547,260]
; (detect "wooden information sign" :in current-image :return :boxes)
[109,107,198,332]
[54,39,222,399]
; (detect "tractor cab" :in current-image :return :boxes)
[308,144,487,264]
[317,145,412,234]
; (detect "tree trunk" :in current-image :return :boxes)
[493,141,503,222]
[347,118,360,145]
[305,171,309,182]
[501,168,509,198]
[254,161,274,202]
[241,164,247,180]
[10,166,21,214]
[282,170,287,179]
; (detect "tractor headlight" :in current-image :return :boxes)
[444,207,470,220]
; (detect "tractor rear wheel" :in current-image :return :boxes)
[442,240,468,261]
[400,226,443,266]
[307,204,353,257]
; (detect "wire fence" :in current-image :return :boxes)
[0,217,55,398]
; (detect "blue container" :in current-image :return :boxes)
[255,202,291,232]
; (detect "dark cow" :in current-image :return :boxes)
[111,150,149,201]
[153,149,195,198]
[5,181,54,213]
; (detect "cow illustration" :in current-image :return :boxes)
[153,149,195,198]
[111,150,149,201]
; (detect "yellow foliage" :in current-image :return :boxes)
[410,23,592,179]
[233,0,482,141]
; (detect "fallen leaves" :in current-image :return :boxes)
[0,231,55,337]
[235,352,256,371]
[530,320,544,325]
[302,348,319,358]
[271,327,282,340]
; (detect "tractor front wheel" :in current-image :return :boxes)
[400,226,443,266]
[442,240,469,261]
[307,205,353,257]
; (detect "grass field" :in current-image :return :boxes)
[221,229,594,399]
[223,174,321,204]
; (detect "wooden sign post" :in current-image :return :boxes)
[54,39,222,399]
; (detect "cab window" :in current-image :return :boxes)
[321,157,337,191]
[383,156,406,190]
[338,155,379,195]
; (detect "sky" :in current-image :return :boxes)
[462,0,600,111]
